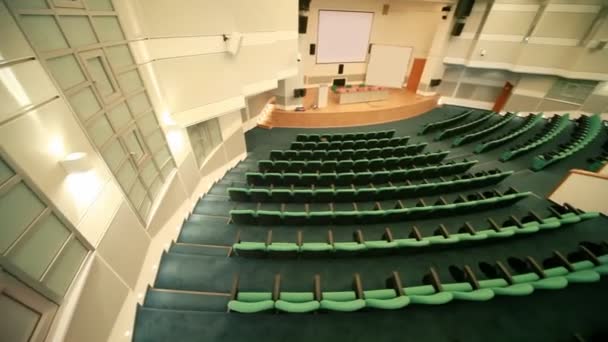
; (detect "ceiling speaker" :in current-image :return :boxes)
[382,4,390,15]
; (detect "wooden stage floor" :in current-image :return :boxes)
[261,88,438,129]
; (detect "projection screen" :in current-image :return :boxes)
[316,10,374,64]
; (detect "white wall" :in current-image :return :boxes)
[299,0,446,83]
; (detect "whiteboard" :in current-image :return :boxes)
[316,10,374,64]
[365,45,412,88]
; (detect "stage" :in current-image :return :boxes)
[260,87,438,129]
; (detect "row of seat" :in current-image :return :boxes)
[419,110,473,134]
[295,130,396,142]
[500,114,570,161]
[452,113,515,147]
[531,114,603,171]
[230,189,531,225]
[258,151,448,173]
[435,112,495,141]
[232,208,599,257]
[246,160,478,186]
[229,170,512,203]
[228,242,608,313]
[269,142,428,161]
[474,113,542,153]
[290,136,410,151]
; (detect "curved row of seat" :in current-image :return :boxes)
[500,114,570,161]
[232,209,599,257]
[474,113,543,153]
[228,242,608,313]
[230,189,531,225]
[452,113,516,147]
[419,110,473,134]
[246,159,477,186]
[258,151,448,173]
[531,114,603,171]
[296,130,395,142]
[269,142,427,161]
[435,112,495,141]
[290,136,410,151]
[229,170,512,203]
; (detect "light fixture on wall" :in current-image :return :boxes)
[224,32,243,56]
[60,152,91,174]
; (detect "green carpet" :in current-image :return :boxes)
[134,106,608,341]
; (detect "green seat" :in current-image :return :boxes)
[492,284,535,296]
[572,260,595,271]
[452,232,488,241]
[593,264,608,275]
[409,292,453,305]
[512,273,540,284]
[424,235,459,245]
[320,291,365,312]
[228,292,274,313]
[404,285,435,296]
[514,222,540,234]
[558,212,581,224]
[532,276,568,290]
[544,266,569,277]
[539,217,561,229]
[334,242,366,252]
[233,242,266,252]
[478,229,515,238]
[579,211,600,220]
[364,240,399,250]
[365,296,410,310]
[565,270,600,283]
[477,278,509,289]
[267,242,299,252]
[275,292,320,313]
[300,242,333,252]
[395,238,430,248]
[451,288,494,301]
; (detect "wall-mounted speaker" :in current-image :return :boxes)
[454,0,475,18]
[338,64,344,75]
[294,88,307,98]
[309,44,316,55]
[299,0,311,11]
[298,15,308,34]
[382,4,390,15]
[430,79,442,87]
[451,22,465,36]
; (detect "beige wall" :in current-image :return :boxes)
[299,0,445,82]
[443,1,608,81]
[549,172,608,215]
[115,0,298,127]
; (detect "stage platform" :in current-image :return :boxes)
[260,88,438,129]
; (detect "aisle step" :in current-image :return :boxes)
[144,288,229,312]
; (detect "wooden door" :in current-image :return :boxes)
[493,81,514,112]
[406,58,427,92]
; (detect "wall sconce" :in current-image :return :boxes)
[60,152,91,174]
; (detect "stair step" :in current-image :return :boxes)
[144,288,229,312]
[170,243,230,257]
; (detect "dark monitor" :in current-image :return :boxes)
[333,78,346,87]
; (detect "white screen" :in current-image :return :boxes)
[365,44,412,88]
[316,10,374,64]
